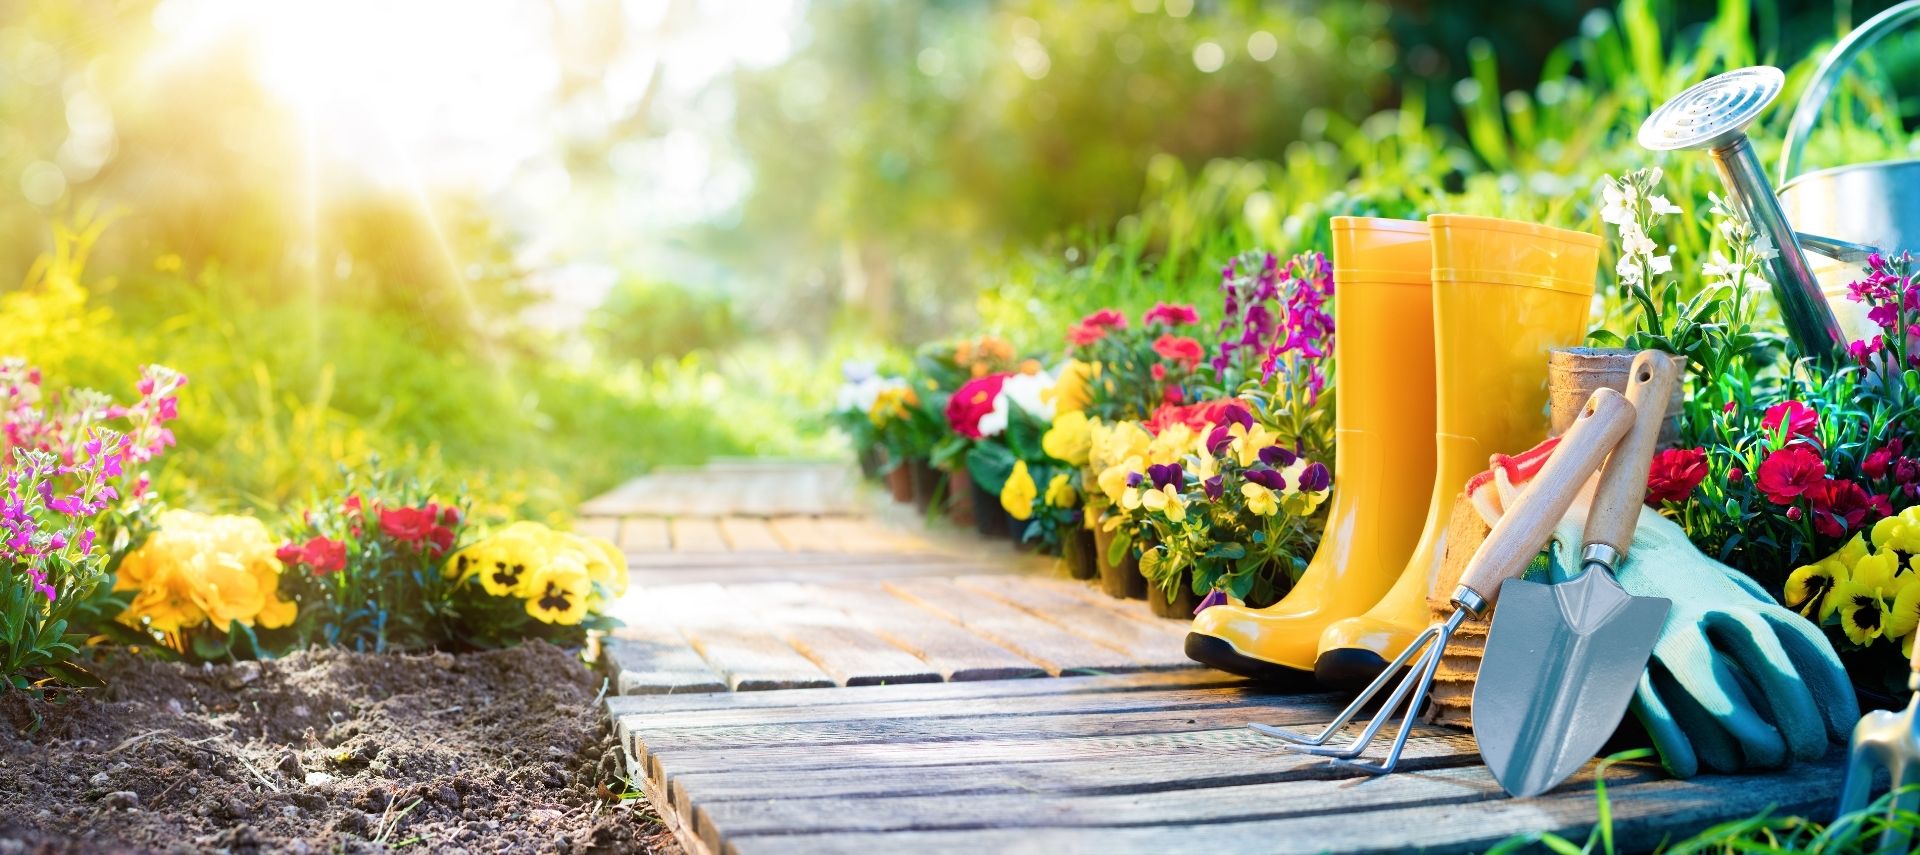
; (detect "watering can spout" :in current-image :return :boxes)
[1639,67,1847,361]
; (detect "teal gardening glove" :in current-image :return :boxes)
[1540,506,1860,777]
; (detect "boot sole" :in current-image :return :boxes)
[1313,647,1393,692]
[1184,633,1315,686]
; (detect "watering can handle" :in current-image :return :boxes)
[1779,0,1920,185]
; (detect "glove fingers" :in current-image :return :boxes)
[1631,670,1698,779]
[1703,610,1827,762]
[1652,629,1787,768]
[1650,658,1748,774]
[1759,611,1862,743]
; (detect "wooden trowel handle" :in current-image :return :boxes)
[1584,350,1682,559]
[1454,388,1635,613]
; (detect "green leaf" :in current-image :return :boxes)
[1205,542,1246,561]
[42,659,104,689]
[964,443,1017,494]
[1106,530,1133,566]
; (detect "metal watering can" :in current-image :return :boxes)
[1640,0,1920,357]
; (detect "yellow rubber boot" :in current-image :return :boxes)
[1312,214,1600,689]
[1185,218,1438,679]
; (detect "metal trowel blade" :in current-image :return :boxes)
[1471,571,1671,797]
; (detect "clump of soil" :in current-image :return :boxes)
[0,642,672,853]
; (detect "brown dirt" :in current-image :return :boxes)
[0,642,675,854]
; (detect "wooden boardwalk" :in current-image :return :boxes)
[588,461,1848,854]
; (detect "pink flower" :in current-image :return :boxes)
[1755,446,1826,505]
[379,506,437,543]
[1807,479,1877,538]
[1152,335,1204,368]
[301,536,348,575]
[1760,401,1820,445]
[945,373,1009,439]
[1644,447,1707,505]
[1066,309,1127,347]
[1143,302,1200,327]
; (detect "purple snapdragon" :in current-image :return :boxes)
[1213,251,1335,404]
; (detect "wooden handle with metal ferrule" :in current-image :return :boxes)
[1584,350,1683,559]
[1453,388,1636,613]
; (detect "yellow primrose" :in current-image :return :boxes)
[1146,424,1199,465]
[1227,422,1280,468]
[1089,421,1152,471]
[1044,473,1077,509]
[115,510,297,636]
[868,385,918,427]
[1001,460,1038,521]
[1783,560,1841,619]
[1833,581,1891,646]
[1242,482,1279,517]
[1043,359,1094,414]
[524,554,592,625]
[1042,410,1095,467]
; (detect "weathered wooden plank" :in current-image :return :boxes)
[619,682,1333,732]
[607,670,1245,717]
[717,517,784,552]
[682,626,837,691]
[618,517,672,552]
[813,517,927,554]
[671,732,1479,807]
[767,516,835,552]
[602,628,728,696]
[721,756,1847,855]
[624,551,985,569]
[575,516,620,543]
[883,578,1147,674]
[952,575,1189,662]
[627,562,1026,589]
[670,517,730,552]
[697,758,1557,848]
[822,585,1046,681]
[722,583,941,687]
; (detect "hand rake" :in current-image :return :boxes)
[1249,387,1635,773]
[1836,640,1920,850]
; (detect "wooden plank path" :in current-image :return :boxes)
[610,670,1847,855]
[588,460,1845,853]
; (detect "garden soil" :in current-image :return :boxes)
[0,642,674,853]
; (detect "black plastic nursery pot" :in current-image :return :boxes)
[945,467,976,527]
[1061,527,1097,580]
[1092,522,1146,599]
[970,477,1010,537]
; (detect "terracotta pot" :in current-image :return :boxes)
[907,457,939,513]
[944,467,976,526]
[971,477,1009,537]
[857,444,884,480]
[885,457,913,503]
[1062,527,1097,580]
[1092,521,1145,599]
[1548,348,1685,448]
[1148,572,1199,619]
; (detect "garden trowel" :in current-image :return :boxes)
[1472,350,1679,797]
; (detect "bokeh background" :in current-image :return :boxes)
[0,0,1912,519]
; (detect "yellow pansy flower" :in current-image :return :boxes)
[524,554,592,625]
[1147,424,1198,465]
[1090,421,1152,471]
[477,524,552,597]
[1138,484,1186,522]
[1783,561,1841,619]
[1227,422,1280,468]
[574,533,630,598]
[1883,581,1920,640]
[1834,581,1891,646]
[1042,410,1095,467]
[868,385,918,427]
[1044,473,1077,509]
[1833,533,1871,569]
[1098,456,1144,505]
[1001,460,1038,521]
[1853,550,1900,591]
[1242,482,1279,517]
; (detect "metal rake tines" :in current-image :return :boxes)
[1250,610,1467,774]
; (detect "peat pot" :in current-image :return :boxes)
[945,467,976,527]
[907,457,939,514]
[1092,521,1146,599]
[1548,348,1684,448]
[885,456,914,503]
[1061,526,1097,580]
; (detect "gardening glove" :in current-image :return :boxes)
[1540,505,1859,778]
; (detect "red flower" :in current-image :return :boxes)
[427,526,455,559]
[1807,478,1877,538]
[1865,446,1896,480]
[1150,363,1167,382]
[344,495,367,516]
[1644,447,1707,505]
[439,505,462,526]
[1152,335,1204,368]
[379,506,437,543]
[1066,309,1127,346]
[275,542,305,565]
[1143,302,1200,327]
[300,536,347,575]
[1144,399,1251,435]
[1760,401,1820,445]
[944,373,1008,439]
[1754,445,1827,505]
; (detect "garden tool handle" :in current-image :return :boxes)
[1780,0,1920,184]
[1453,388,1635,615]
[1584,350,1682,560]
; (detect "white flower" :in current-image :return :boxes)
[1648,254,1673,275]
[1616,254,1645,285]
[1599,178,1635,226]
[1647,194,1681,216]
[978,370,1057,436]
[835,375,898,415]
[1701,251,1740,282]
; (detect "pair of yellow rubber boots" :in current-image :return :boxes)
[1185,215,1601,687]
